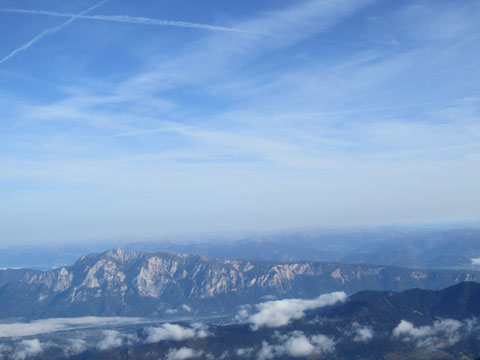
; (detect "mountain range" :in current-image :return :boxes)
[1,248,480,320]
[2,228,480,271]
[127,228,480,269]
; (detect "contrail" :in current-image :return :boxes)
[0,0,108,65]
[0,8,250,33]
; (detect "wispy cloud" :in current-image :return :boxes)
[0,316,148,338]
[0,0,108,65]
[0,8,251,33]
[1,0,480,241]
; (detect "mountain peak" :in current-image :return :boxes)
[103,248,138,262]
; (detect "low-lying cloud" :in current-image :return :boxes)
[12,339,44,360]
[393,318,479,350]
[351,322,374,342]
[97,330,123,351]
[145,323,209,344]
[181,305,192,313]
[97,330,139,351]
[237,292,346,329]
[236,347,254,357]
[165,347,203,360]
[0,341,45,360]
[257,331,335,359]
[0,320,209,358]
[471,258,480,265]
[64,338,88,357]
[0,316,147,338]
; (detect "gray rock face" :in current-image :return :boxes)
[1,249,480,319]
[0,268,41,287]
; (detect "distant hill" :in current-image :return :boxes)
[126,227,480,269]
[2,228,480,270]
[341,228,480,269]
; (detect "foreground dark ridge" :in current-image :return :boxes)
[0,248,480,319]
[74,282,480,360]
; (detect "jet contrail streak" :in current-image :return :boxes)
[0,8,250,33]
[0,0,108,65]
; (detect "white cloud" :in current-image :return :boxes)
[189,322,210,338]
[257,341,275,360]
[145,323,209,344]
[0,9,250,33]
[12,339,44,360]
[165,347,203,360]
[257,331,335,359]
[97,330,139,351]
[0,316,147,338]
[471,258,480,265]
[3,0,480,241]
[64,338,87,357]
[237,292,346,329]
[0,0,108,65]
[97,330,123,351]
[308,334,336,354]
[181,304,192,312]
[280,332,316,357]
[236,347,254,357]
[351,322,374,342]
[393,319,465,350]
[465,318,479,333]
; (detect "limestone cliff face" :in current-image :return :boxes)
[0,248,479,319]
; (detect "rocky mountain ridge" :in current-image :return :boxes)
[1,248,480,319]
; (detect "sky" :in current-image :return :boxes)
[0,0,479,244]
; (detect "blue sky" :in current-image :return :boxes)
[0,0,479,243]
